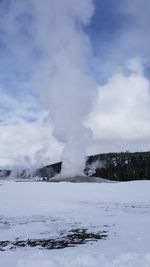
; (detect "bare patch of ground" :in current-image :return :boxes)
[0,229,108,251]
[48,176,115,183]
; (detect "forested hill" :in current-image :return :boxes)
[1,151,150,181]
[85,151,150,181]
[37,151,150,181]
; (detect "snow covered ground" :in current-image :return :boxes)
[0,179,150,266]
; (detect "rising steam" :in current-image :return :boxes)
[2,0,97,177]
[30,0,97,177]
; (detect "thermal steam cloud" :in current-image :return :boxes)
[2,0,97,177]
[31,0,97,177]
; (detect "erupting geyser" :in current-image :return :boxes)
[31,0,97,177]
[4,0,97,177]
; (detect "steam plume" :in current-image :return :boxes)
[2,0,96,176]
[28,0,96,177]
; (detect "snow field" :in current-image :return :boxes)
[0,180,150,266]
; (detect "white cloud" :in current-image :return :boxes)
[87,65,150,153]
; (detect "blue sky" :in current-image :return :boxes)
[0,0,150,168]
[88,0,150,81]
[88,0,129,44]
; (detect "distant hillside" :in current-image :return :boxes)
[85,151,150,181]
[0,169,11,178]
[36,151,150,181]
[1,151,150,181]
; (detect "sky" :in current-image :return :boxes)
[0,0,150,169]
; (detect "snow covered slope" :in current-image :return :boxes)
[0,180,150,266]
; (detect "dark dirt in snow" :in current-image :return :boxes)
[0,228,108,251]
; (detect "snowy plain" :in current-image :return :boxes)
[0,179,150,267]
